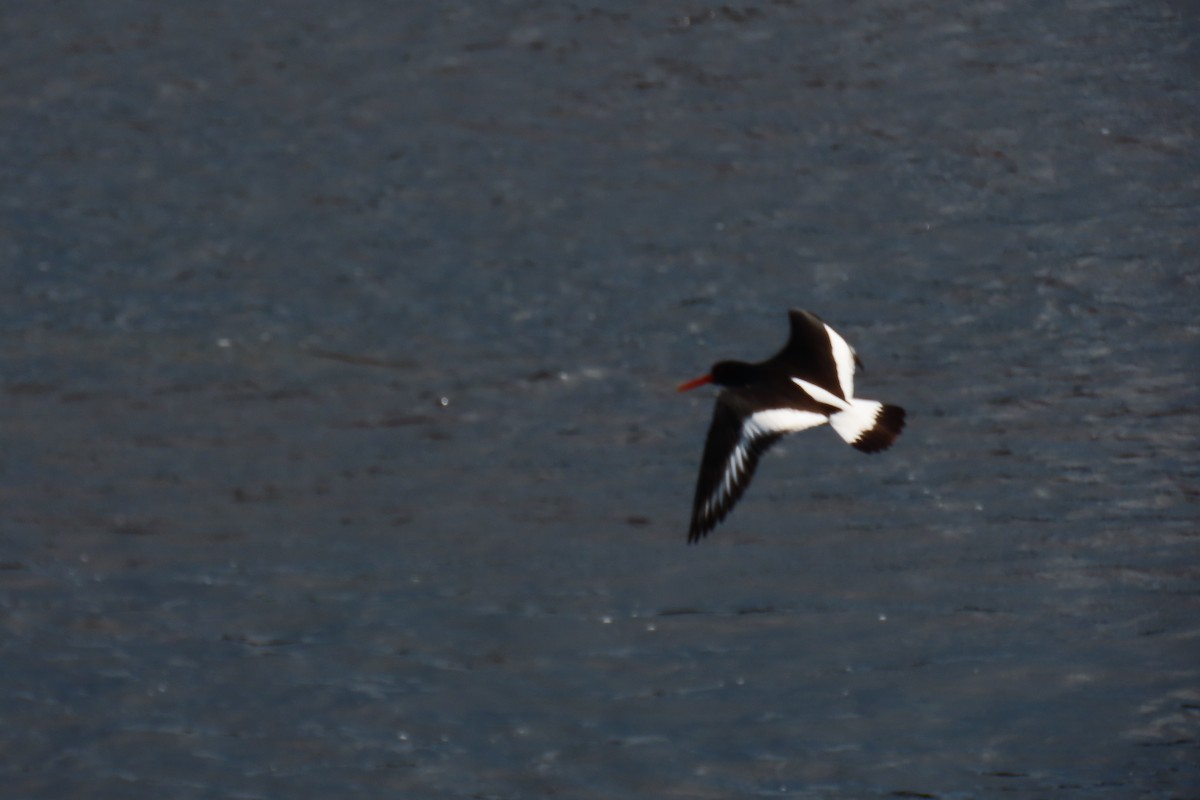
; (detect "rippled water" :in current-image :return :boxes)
[3,2,1198,798]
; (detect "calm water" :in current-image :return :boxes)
[3,2,1198,798]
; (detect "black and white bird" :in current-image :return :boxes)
[678,309,906,543]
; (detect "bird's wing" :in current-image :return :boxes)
[778,309,858,402]
[687,400,826,542]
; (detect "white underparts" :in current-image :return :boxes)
[746,408,830,435]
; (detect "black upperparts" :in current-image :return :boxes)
[773,309,844,398]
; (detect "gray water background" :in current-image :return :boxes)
[2,2,1198,798]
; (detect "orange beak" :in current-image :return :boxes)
[676,373,713,392]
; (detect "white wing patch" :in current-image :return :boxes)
[747,408,830,435]
[703,409,828,519]
[791,377,851,411]
[823,323,858,401]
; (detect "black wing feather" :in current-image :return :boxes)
[768,309,846,401]
[688,400,785,543]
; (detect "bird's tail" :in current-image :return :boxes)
[829,400,906,454]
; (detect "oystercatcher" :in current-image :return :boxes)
[679,309,905,542]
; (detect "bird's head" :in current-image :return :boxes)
[677,360,756,391]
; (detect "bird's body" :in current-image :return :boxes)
[679,309,906,542]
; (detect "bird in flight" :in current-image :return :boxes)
[678,309,906,542]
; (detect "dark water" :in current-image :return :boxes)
[3,2,1198,798]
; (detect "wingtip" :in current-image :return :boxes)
[687,510,716,543]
